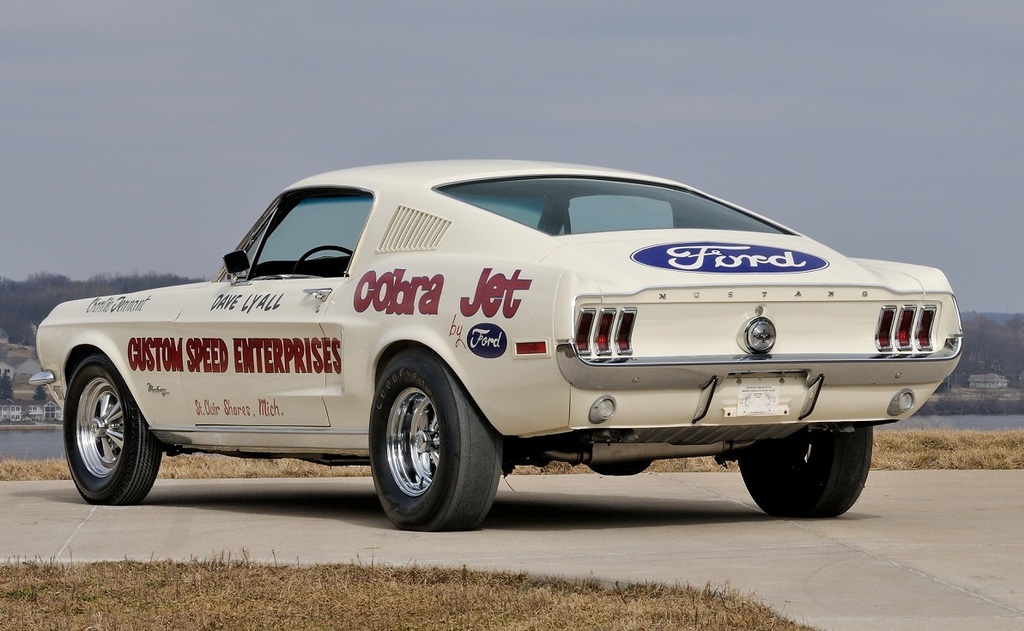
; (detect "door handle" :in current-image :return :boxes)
[303,288,333,302]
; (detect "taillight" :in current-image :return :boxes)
[615,309,636,355]
[876,306,897,352]
[575,307,636,358]
[896,306,917,351]
[916,306,936,351]
[595,309,616,355]
[878,304,937,353]
[575,309,595,354]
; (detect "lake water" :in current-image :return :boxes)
[0,427,63,460]
[888,414,1024,431]
[3,414,1024,460]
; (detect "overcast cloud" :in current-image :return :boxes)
[2,1,1021,312]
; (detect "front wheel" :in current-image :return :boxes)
[64,354,163,505]
[369,350,502,531]
[738,426,872,518]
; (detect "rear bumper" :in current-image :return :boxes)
[555,338,962,390]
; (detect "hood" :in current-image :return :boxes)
[539,230,933,295]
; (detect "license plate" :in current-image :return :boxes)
[737,382,781,416]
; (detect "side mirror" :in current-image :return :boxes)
[223,250,250,278]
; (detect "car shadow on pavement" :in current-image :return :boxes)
[484,491,773,531]
[17,477,873,532]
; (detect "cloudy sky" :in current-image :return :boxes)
[2,2,1021,312]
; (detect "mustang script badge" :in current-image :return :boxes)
[631,242,829,273]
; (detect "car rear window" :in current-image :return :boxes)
[438,177,789,236]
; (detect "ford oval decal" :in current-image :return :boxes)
[631,242,829,274]
[467,322,507,358]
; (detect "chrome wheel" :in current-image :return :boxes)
[370,350,502,531]
[76,376,125,478]
[386,387,439,497]
[64,354,162,505]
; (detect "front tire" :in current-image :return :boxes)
[738,426,872,518]
[64,355,162,505]
[369,349,502,531]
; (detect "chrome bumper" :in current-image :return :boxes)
[555,339,962,390]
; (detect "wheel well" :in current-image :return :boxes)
[374,341,428,387]
[65,345,106,381]
[373,341,500,435]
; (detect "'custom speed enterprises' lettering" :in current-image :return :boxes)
[353,269,444,315]
[128,337,183,372]
[126,336,341,374]
[233,337,341,374]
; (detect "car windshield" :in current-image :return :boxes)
[438,177,790,236]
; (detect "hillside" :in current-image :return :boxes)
[0,273,203,345]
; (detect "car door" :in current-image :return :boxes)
[174,189,373,427]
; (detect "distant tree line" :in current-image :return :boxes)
[920,312,1024,415]
[948,313,1024,389]
[0,273,203,344]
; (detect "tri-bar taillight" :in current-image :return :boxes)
[575,307,636,357]
[876,305,937,353]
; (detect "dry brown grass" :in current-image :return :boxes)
[872,428,1024,470]
[3,429,1023,482]
[0,559,812,631]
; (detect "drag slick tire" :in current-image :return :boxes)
[64,354,163,505]
[738,426,872,518]
[370,349,502,531]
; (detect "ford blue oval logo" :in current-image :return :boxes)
[467,322,507,358]
[631,242,829,274]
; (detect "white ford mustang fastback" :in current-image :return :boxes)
[33,161,962,531]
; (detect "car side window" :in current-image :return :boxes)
[250,192,373,279]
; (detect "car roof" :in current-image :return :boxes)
[286,160,683,192]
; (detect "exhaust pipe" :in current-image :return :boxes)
[542,440,755,466]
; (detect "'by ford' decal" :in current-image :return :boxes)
[631,242,829,274]
[468,322,507,358]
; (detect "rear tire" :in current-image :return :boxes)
[369,349,502,531]
[64,354,162,505]
[738,426,872,518]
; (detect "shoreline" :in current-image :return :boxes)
[0,424,61,431]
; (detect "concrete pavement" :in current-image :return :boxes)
[3,470,1023,630]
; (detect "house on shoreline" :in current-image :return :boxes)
[0,398,62,423]
[969,374,1010,389]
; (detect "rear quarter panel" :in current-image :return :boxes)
[325,186,575,437]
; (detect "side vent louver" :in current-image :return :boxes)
[377,205,451,253]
